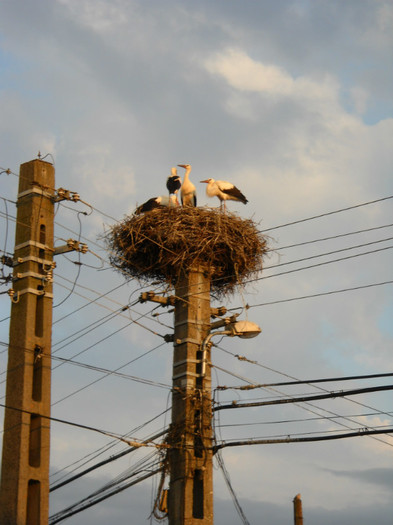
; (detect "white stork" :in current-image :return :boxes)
[135,194,177,214]
[166,167,181,204]
[200,178,248,211]
[178,164,197,207]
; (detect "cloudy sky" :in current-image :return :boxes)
[1,0,392,523]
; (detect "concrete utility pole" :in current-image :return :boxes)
[168,266,214,525]
[293,494,304,525]
[0,159,55,525]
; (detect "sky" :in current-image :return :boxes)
[0,0,393,523]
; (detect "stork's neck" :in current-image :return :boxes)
[183,166,191,181]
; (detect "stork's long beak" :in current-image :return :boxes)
[200,180,209,183]
[177,164,187,168]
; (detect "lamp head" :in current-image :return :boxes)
[229,321,261,339]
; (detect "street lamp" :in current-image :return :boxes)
[201,317,261,376]
[225,320,261,339]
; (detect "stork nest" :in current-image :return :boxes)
[107,207,268,297]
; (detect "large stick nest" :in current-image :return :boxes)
[107,207,268,297]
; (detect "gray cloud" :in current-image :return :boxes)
[326,467,393,490]
[1,1,392,524]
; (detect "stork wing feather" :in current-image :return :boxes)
[216,181,248,204]
[216,180,234,191]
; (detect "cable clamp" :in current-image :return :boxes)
[15,271,52,282]
[15,256,55,268]
[8,288,53,301]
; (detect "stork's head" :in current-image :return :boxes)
[177,164,191,169]
[200,179,213,184]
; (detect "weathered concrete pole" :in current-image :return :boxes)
[293,493,304,525]
[0,159,55,524]
[168,266,214,524]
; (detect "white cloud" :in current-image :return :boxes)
[204,48,339,104]
[205,48,295,95]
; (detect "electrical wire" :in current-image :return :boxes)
[263,235,393,271]
[266,222,393,253]
[216,371,393,391]
[214,384,393,411]
[50,407,170,484]
[215,450,250,525]
[0,402,163,447]
[49,468,161,524]
[258,195,393,233]
[0,340,170,395]
[51,341,169,406]
[51,302,166,367]
[247,245,393,284]
[53,217,83,309]
[216,411,393,429]
[50,427,168,492]
[214,426,393,452]
[240,280,393,309]
[213,344,393,446]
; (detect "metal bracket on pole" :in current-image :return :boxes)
[53,187,80,203]
[139,291,177,307]
[210,306,227,317]
[210,314,239,331]
[54,239,88,256]
[8,287,54,301]
[174,337,201,347]
[15,271,53,282]
[14,255,56,269]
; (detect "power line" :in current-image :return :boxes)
[259,195,393,233]
[263,235,393,271]
[0,402,162,447]
[49,468,161,524]
[219,423,392,442]
[51,341,170,406]
[268,222,393,252]
[50,407,170,485]
[216,371,393,391]
[0,339,171,396]
[53,279,132,325]
[215,384,393,412]
[214,427,393,452]
[216,411,393,429]
[51,310,165,370]
[213,342,393,447]
[50,427,168,492]
[215,450,250,525]
[244,280,393,308]
[247,245,393,284]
